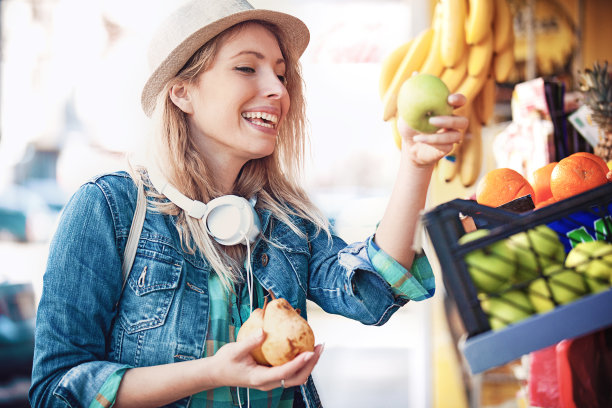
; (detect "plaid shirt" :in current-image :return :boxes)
[90,237,434,408]
[190,273,294,407]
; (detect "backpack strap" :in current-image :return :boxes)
[120,179,147,295]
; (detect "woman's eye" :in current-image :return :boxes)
[236,66,255,74]
[277,75,287,84]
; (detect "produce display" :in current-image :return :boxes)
[475,151,611,209]
[549,154,609,202]
[459,228,515,293]
[475,168,535,208]
[236,296,315,366]
[379,0,515,187]
[509,225,566,284]
[400,2,612,380]
[463,227,611,331]
[377,1,611,367]
[565,241,612,293]
[459,156,612,331]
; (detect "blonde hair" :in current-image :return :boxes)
[141,21,329,289]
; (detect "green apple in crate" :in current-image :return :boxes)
[508,225,566,284]
[527,264,590,313]
[459,229,517,294]
[480,290,535,330]
[565,240,612,293]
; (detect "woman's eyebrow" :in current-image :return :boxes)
[231,50,285,65]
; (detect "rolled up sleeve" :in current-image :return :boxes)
[54,363,129,408]
[366,236,435,301]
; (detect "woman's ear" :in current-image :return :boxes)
[169,82,194,114]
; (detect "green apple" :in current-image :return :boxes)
[566,240,612,293]
[397,73,453,134]
[480,290,534,330]
[527,264,589,313]
[508,225,566,284]
[459,229,516,294]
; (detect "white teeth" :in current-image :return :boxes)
[250,119,274,128]
[241,111,279,124]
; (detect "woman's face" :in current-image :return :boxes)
[184,23,290,173]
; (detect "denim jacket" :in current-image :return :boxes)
[30,171,414,408]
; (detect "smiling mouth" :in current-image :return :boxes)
[241,111,279,129]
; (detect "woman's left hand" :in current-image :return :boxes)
[212,329,324,391]
[398,93,469,167]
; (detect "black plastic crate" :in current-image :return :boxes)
[422,182,612,373]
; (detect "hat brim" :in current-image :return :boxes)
[141,9,309,117]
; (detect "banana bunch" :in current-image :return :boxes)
[379,0,515,187]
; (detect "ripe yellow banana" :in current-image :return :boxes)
[382,28,434,121]
[438,145,461,183]
[391,117,402,150]
[420,2,444,77]
[456,69,489,104]
[493,0,513,53]
[493,43,515,83]
[440,56,468,94]
[467,32,494,78]
[466,0,494,45]
[473,74,496,125]
[459,110,483,187]
[379,40,414,99]
[440,0,467,68]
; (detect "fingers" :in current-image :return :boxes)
[413,130,462,145]
[255,344,325,391]
[448,93,467,108]
[397,108,468,139]
[235,329,266,358]
[284,344,325,387]
[429,115,469,132]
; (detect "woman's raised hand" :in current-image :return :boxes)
[398,93,469,167]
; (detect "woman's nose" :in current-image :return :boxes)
[262,71,287,99]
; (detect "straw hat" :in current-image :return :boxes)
[140,0,310,117]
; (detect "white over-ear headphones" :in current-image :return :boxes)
[147,167,261,246]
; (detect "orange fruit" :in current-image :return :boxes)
[476,168,536,207]
[532,162,557,205]
[570,152,610,176]
[550,155,608,201]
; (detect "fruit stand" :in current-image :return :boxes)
[422,182,612,374]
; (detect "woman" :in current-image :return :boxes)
[30,0,467,407]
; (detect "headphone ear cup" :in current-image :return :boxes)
[205,195,261,246]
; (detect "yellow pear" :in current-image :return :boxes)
[261,298,315,366]
[237,297,315,366]
[235,307,270,365]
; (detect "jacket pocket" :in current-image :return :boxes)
[119,241,182,334]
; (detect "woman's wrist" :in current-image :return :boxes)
[399,152,435,182]
[198,354,224,389]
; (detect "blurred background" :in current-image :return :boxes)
[0,0,610,407]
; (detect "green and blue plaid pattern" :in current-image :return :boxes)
[191,272,294,407]
[367,237,435,301]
